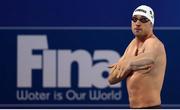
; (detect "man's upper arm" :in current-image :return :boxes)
[108,39,135,84]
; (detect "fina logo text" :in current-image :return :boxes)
[17,35,121,89]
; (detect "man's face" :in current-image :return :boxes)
[131,15,153,38]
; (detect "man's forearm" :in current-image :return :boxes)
[128,53,155,71]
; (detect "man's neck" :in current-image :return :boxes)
[135,33,154,48]
[136,33,153,43]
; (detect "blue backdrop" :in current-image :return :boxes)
[0,0,179,109]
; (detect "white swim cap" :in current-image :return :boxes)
[133,5,154,25]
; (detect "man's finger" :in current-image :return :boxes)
[120,68,126,78]
[108,64,115,68]
[116,67,123,78]
[110,65,117,74]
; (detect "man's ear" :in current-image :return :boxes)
[150,22,154,30]
[150,22,154,27]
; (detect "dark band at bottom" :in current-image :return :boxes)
[130,105,161,109]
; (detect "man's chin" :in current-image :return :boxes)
[134,33,142,37]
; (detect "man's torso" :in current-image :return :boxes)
[125,36,166,108]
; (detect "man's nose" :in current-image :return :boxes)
[135,20,141,26]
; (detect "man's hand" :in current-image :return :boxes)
[116,60,132,79]
[108,60,132,84]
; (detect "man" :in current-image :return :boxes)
[108,5,166,109]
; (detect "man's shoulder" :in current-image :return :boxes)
[145,36,165,51]
[129,38,137,45]
[146,36,164,46]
